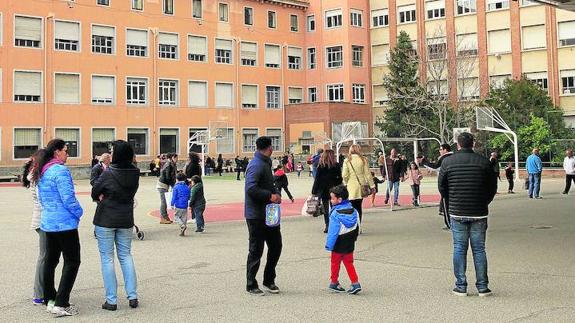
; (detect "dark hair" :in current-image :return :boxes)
[410,161,419,170]
[191,175,202,184]
[166,153,178,160]
[457,132,474,149]
[34,139,66,180]
[22,149,45,188]
[330,184,349,200]
[440,144,452,152]
[256,136,272,151]
[176,172,187,182]
[111,140,135,166]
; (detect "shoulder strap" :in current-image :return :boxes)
[347,159,367,186]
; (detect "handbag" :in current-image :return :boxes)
[347,160,372,198]
[306,195,322,217]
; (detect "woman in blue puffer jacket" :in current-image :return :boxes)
[34,139,83,317]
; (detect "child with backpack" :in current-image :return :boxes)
[171,172,191,236]
[189,175,206,233]
[325,185,361,295]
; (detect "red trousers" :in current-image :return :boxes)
[331,252,359,284]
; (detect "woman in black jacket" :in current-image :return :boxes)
[185,153,202,179]
[91,140,140,311]
[311,149,343,233]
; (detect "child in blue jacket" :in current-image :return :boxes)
[325,185,361,295]
[171,172,191,236]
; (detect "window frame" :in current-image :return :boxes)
[158,127,180,155]
[131,0,143,11]
[218,2,229,23]
[14,15,44,49]
[187,34,208,62]
[158,79,179,106]
[486,0,510,12]
[192,0,203,19]
[12,127,43,160]
[91,74,116,105]
[91,127,117,157]
[215,81,234,109]
[91,23,116,55]
[307,47,316,69]
[265,85,282,109]
[455,0,477,16]
[287,46,303,70]
[352,84,366,104]
[241,128,259,153]
[287,86,304,104]
[53,19,81,53]
[126,127,150,156]
[187,79,208,108]
[244,7,254,26]
[53,72,81,105]
[290,14,299,32]
[268,11,277,29]
[125,76,148,106]
[325,8,343,29]
[325,45,343,69]
[352,45,363,67]
[157,32,179,60]
[241,83,259,109]
[560,70,575,96]
[307,15,316,32]
[326,83,344,102]
[163,0,174,15]
[397,5,417,24]
[214,38,233,65]
[371,9,389,28]
[54,127,81,158]
[350,9,363,27]
[13,69,43,103]
[125,27,148,58]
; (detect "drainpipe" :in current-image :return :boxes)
[281,43,287,154]
[44,14,54,142]
[235,37,241,157]
[149,27,158,156]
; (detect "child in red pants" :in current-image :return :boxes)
[325,185,361,294]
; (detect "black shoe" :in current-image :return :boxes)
[442,226,450,231]
[129,299,139,308]
[247,288,265,296]
[195,228,204,233]
[102,302,117,311]
[452,287,467,296]
[562,191,568,195]
[478,288,492,297]
[263,284,280,294]
[323,227,328,233]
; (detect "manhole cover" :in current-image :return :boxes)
[530,225,553,230]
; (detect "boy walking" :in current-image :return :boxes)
[171,173,191,236]
[325,185,361,295]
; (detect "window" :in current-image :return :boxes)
[558,21,575,47]
[327,84,344,102]
[525,72,549,91]
[487,0,509,11]
[215,83,233,108]
[428,80,448,99]
[97,0,109,5]
[14,71,42,102]
[245,7,253,25]
[288,87,303,104]
[307,48,316,69]
[373,84,389,105]
[126,29,148,57]
[14,129,41,159]
[159,128,178,154]
[561,70,575,94]
[488,29,511,54]
[15,16,42,48]
[398,5,416,24]
[352,46,363,67]
[163,0,174,15]
[352,84,365,103]
[458,77,479,100]
[92,25,114,54]
[372,9,389,27]
[126,77,147,105]
[326,9,343,28]
[307,15,315,31]
[326,46,343,68]
[127,128,148,155]
[427,37,447,60]
[242,85,258,108]
[92,128,115,156]
[241,41,257,66]
[92,75,115,104]
[242,129,258,152]
[268,11,277,28]
[308,87,317,103]
[267,129,282,151]
[193,0,202,18]
[350,9,363,27]
[54,73,80,104]
[426,0,446,20]
[158,79,178,106]
[456,0,476,15]
[456,33,478,56]
[188,81,207,107]
[54,21,80,51]
[219,3,229,22]
[490,74,511,89]
[522,25,546,50]
[266,86,281,109]
[288,47,302,69]
[215,39,232,64]
[216,128,234,154]
[372,44,390,65]
[132,0,143,11]
[290,15,298,32]
[158,32,178,59]
[265,44,280,68]
[521,0,538,6]
[55,128,79,157]
[188,35,207,61]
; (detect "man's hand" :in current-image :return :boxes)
[270,194,282,204]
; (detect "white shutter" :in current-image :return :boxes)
[265,44,280,65]
[15,16,42,41]
[242,85,258,105]
[216,39,232,50]
[372,44,389,65]
[522,25,546,50]
[558,21,575,41]
[267,129,281,137]
[288,87,303,100]
[457,33,478,51]
[525,72,547,79]
[488,29,511,54]
[128,128,148,134]
[426,0,445,10]
[92,25,114,37]
[288,47,302,57]
[373,85,387,101]
[241,42,257,60]
[216,83,233,108]
[14,71,42,96]
[561,70,575,78]
[159,32,178,45]
[326,9,342,18]
[188,36,207,55]
[93,128,115,141]
[160,128,178,136]
[399,4,416,12]
[55,21,79,41]
[55,74,80,104]
[14,129,41,146]
[55,128,79,141]
[188,81,207,107]
[92,76,114,101]
[126,29,147,46]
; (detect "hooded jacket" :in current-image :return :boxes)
[171,181,191,209]
[244,151,277,220]
[325,200,359,254]
[189,182,206,208]
[92,163,140,228]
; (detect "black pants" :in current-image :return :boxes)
[236,170,241,180]
[565,174,575,193]
[440,198,450,229]
[350,199,363,223]
[507,177,514,192]
[43,229,81,307]
[410,184,420,202]
[278,185,293,201]
[322,197,330,228]
[246,219,282,290]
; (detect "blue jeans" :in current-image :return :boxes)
[451,218,489,291]
[528,173,541,198]
[385,181,400,203]
[192,205,205,230]
[95,226,138,304]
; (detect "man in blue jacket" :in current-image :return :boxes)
[526,148,543,199]
[245,136,282,296]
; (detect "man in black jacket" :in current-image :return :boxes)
[438,133,497,297]
[90,153,111,186]
[244,137,282,296]
[156,153,178,224]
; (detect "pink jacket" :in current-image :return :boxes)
[409,169,422,185]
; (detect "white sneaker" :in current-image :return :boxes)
[45,300,55,313]
[51,304,79,317]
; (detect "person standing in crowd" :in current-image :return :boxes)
[156,153,178,224]
[526,148,543,199]
[273,166,295,203]
[369,172,384,208]
[377,152,386,177]
[342,144,375,224]
[171,173,191,237]
[406,162,423,207]
[205,156,213,176]
[91,140,140,311]
[235,156,242,180]
[563,149,575,194]
[185,153,202,180]
[242,157,249,178]
[216,154,224,176]
[505,162,515,194]
[490,152,501,182]
[159,154,167,170]
[22,150,47,306]
[420,144,453,229]
[91,155,100,167]
[438,133,497,297]
[189,175,206,233]
[312,148,324,178]
[90,153,111,186]
[296,161,303,178]
[244,136,282,296]
[312,149,343,233]
[153,155,161,176]
[382,148,403,206]
[35,139,83,316]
